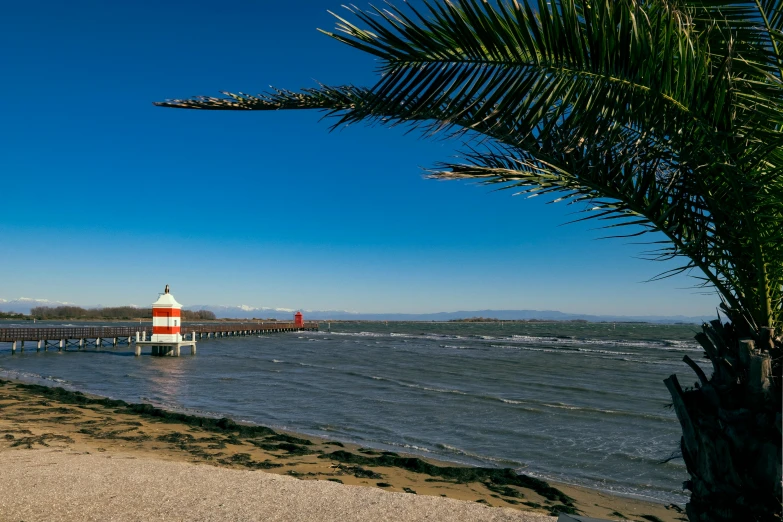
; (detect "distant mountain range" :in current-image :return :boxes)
[0,297,712,324]
[0,298,75,314]
[185,304,712,324]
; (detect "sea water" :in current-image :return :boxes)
[0,320,706,504]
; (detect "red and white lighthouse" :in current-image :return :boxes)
[294,311,304,328]
[134,285,196,357]
[151,284,183,343]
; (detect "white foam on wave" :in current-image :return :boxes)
[539,401,672,421]
[491,344,563,353]
[382,441,434,453]
[362,374,471,397]
[0,368,72,387]
[614,357,676,366]
[435,442,525,467]
[326,331,387,338]
[576,347,635,355]
[503,334,701,351]
[490,343,691,362]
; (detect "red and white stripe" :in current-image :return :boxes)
[152,308,181,336]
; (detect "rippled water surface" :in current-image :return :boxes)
[0,320,705,504]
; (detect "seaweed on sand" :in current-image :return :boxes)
[484,482,525,498]
[196,436,227,449]
[319,450,574,506]
[10,433,74,449]
[0,429,33,435]
[45,407,81,415]
[79,426,151,442]
[547,504,579,516]
[265,433,313,446]
[274,442,314,456]
[157,432,196,444]
[218,453,283,470]
[248,440,313,456]
[346,465,383,479]
[7,383,276,438]
[22,415,79,423]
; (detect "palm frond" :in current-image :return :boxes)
[155,0,783,331]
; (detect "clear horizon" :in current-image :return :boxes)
[1,0,718,317]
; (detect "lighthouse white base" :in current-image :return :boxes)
[134,341,196,357]
[150,333,183,343]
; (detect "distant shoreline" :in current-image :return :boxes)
[0,317,683,325]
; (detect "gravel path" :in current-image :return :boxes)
[0,450,556,522]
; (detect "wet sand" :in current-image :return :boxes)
[0,379,687,522]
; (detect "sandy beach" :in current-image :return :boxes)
[0,379,687,521]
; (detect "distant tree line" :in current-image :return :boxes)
[0,311,30,320]
[30,306,216,321]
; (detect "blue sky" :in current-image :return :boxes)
[0,0,717,316]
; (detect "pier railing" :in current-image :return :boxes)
[0,327,137,342]
[182,322,317,334]
[0,322,319,342]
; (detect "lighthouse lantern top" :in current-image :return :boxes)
[152,285,182,309]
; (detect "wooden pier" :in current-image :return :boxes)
[0,322,318,356]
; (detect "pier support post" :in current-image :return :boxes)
[175,345,181,357]
[79,339,84,350]
[135,332,140,343]
[142,331,146,341]
[37,340,42,352]
[59,339,64,352]
[135,344,141,356]
[113,337,117,347]
[191,344,196,355]
[96,337,101,349]
[12,341,16,353]
[20,340,25,352]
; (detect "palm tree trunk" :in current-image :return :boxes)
[665,317,782,521]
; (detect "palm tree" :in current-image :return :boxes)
[156,1,782,519]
